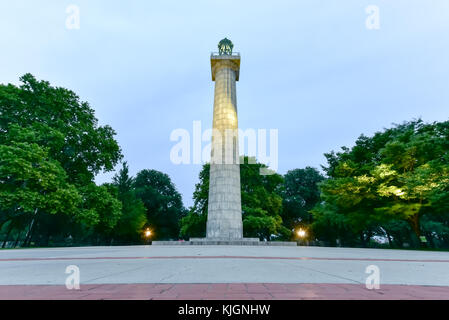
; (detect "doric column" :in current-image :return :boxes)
[206,39,243,239]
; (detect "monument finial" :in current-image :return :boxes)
[218,38,233,55]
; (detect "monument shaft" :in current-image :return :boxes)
[152,39,296,246]
[206,50,243,239]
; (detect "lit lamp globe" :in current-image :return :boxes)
[218,38,234,55]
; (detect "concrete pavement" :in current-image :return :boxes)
[1,245,448,299]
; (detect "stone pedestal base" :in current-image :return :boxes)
[152,239,297,246]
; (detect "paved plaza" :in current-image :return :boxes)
[1,245,448,299]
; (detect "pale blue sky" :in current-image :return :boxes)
[1,1,449,207]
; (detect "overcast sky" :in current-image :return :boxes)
[1,1,449,207]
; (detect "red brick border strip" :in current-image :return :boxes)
[1,283,448,300]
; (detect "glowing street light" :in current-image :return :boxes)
[296,228,307,246]
[297,229,306,238]
[144,228,152,244]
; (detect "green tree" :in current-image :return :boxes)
[0,74,123,247]
[179,163,210,239]
[134,169,186,240]
[80,183,122,243]
[282,167,325,231]
[180,157,289,240]
[179,208,208,239]
[313,120,449,248]
[111,162,147,243]
[0,73,122,186]
[240,157,287,240]
[0,126,81,246]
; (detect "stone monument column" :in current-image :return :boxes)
[152,39,296,246]
[206,38,243,239]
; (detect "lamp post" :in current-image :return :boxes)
[144,228,152,245]
[296,228,307,246]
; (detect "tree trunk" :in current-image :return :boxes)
[24,219,38,247]
[385,230,393,248]
[23,208,39,247]
[2,223,14,248]
[13,231,22,248]
[425,232,435,248]
[409,214,422,248]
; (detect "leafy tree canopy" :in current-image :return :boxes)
[180,157,290,240]
[134,169,186,240]
[0,73,122,185]
[313,120,449,247]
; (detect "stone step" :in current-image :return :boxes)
[152,239,297,246]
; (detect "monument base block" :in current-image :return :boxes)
[152,238,297,246]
